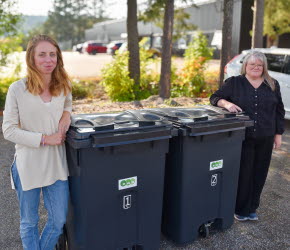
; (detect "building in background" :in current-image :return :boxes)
[85,0,282,57]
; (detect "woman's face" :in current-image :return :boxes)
[245,57,264,79]
[34,41,57,75]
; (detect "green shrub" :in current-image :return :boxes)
[172,32,214,98]
[101,47,159,102]
[0,77,18,109]
[204,70,219,96]
[72,82,89,99]
[71,78,106,100]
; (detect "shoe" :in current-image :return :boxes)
[249,213,258,221]
[234,214,249,221]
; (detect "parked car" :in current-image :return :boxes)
[119,38,161,58]
[224,48,290,119]
[82,41,107,55]
[72,43,83,53]
[106,41,123,55]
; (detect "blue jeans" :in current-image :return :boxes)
[11,161,69,250]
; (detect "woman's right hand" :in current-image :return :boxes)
[44,132,66,146]
[217,99,242,113]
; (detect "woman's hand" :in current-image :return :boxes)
[44,132,66,146]
[274,134,282,149]
[217,99,242,113]
[58,111,71,135]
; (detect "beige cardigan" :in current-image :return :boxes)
[2,78,72,191]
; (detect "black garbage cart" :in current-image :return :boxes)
[62,111,173,250]
[145,106,253,244]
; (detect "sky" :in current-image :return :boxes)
[17,0,53,16]
[17,0,127,18]
[16,0,206,18]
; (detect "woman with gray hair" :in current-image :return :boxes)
[210,51,285,221]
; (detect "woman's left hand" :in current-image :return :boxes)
[274,134,282,149]
[58,111,71,135]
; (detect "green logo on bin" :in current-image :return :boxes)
[210,160,223,171]
[119,176,137,190]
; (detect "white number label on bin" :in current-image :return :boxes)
[211,174,218,186]
[118,176,137,190]
[123,195,132,209]
[210,160,223,171]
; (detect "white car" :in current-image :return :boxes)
[224,48,290,120]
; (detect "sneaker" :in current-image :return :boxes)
[249,213,258,221]
[234,214,249,221]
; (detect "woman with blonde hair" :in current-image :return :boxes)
[210,51,285,221]
[2,34,72,250]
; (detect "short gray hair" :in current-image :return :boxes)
[240,51,275,90]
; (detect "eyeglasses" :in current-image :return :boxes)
[248,63,263,69]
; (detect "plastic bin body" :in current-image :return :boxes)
[65,111,172,250]
[162,129,245,244]
[145,107,253,244]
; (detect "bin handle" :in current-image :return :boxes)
[124,110,166,124]
[114,120,156,127]
[72,119,95,128]
[72,118,115,131]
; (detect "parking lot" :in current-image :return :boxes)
[0,52,220,79]
[0,115,289,250]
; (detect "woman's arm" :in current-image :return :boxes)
[274,134,282,149]
[58,92,72,135]
[210,76,242,113]
[2,86,66,147]
[2,86,43,148]
[274,81,285,135]
[217,99,242,113]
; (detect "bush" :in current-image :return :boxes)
[71,78,106,100]
[0,77,18,109]
[172,32,214,98]
[203,70,219,97]
[101,47,159,102]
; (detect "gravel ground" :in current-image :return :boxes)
[0,107,289,250]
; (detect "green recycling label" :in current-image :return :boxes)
[210,160,223,171]
[118,176,137,190]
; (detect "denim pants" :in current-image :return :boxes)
[11,161,69,250]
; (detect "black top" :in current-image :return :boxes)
[210,75,285,138]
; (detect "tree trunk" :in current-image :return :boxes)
[127,0,140,86]
[252,0,264,48]
[219,0,234,87]
[159,0,174,99]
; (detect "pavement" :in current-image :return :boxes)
[0,52,220,79]
[0,116,289,250]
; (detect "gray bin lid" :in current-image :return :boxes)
[144,106,253,136]
[67,111,172,148]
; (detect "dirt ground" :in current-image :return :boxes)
[72,95,210,114]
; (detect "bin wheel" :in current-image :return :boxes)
[199,224,210,238]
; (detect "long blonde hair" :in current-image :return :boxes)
[26,34,71,96]
[240,51,275,91]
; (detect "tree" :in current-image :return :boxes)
[140,0,196,98]
[159,0,174,98]
[140,1,196,41]
[252,0,264,48]
[219,0,233,87]
[127,0,140,87]
[42,0,108,45]
[43,0,75,42]
[264,0,290,46]
[0,0,22,66]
